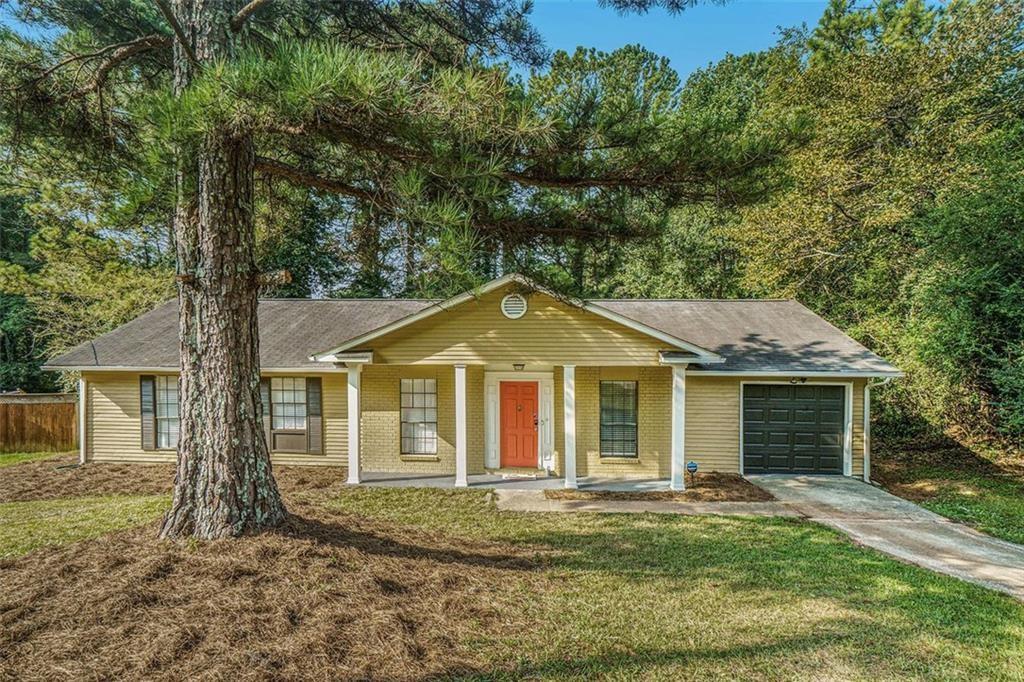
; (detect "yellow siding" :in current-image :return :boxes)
[83,370,867,479]
[685,376,866,476]
[686,376,742,473]
[83,371,347,467]
[368,287,669,366]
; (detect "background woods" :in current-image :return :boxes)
[2,0,1023,450]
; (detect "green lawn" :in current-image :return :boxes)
[0,450,68,468]
[325,487,1024,680]
[875,440,1024,545]
[902,466,1024,545]
[0,494,168,558]
[2,469,1023,678]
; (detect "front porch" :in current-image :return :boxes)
[360,471,673,491]
[343,361,690,491]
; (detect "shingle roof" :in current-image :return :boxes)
[44,299,436,371]
[45,295,899,376]
[592,299,898,374]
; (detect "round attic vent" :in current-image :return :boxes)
[500,293,528,319]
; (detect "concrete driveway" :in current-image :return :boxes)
[748,475,1024,600]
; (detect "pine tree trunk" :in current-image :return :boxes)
[160,0,286,539]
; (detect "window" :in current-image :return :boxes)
[156,375,179,449]
[401,378,437,454]
[600,380,638,457]
[271,377,307,430]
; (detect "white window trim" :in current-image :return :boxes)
[270,376,309,432]
[739,381,854,477]
[400,377,439,456]
[484,371,554,470]
[598,380,639,458]
[155,375,180,450]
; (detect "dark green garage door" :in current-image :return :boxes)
[743,384,845,474]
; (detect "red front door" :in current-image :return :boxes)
[500,382,538,468]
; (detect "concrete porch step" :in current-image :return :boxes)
[487,467,551,480]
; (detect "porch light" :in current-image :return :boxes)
[789,377,808,384]
[513,363,525,371]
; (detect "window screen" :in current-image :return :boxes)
[271,377,307,430]
[156,375,180,449]
[401,378,437,454]
[600,380,638,457]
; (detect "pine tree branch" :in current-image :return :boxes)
[231,0,274,32]
[73,35,172,95]
[254,156,375,201]
[153,0,200,66]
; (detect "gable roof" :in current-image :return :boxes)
[44,277,900,377]
[308,273,724,364]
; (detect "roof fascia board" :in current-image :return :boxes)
[314,351,373,364]
[686,369,903,378]
[43,365,350,373]
[310,273,725,363]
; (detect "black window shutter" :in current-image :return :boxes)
[307,377,323,454]
[140,375,156,450]
[260,378,272,452]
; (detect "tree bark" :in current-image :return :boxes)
[160,0,286,539]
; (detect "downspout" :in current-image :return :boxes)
[863,377,894,483]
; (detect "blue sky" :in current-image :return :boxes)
[529,0,828,77]
[1,0,829,79]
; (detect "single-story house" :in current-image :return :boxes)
[44,274,900,489]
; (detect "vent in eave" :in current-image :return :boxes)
[500,293,528,319]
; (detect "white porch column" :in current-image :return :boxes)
[671,365,687,491]
[346,364,361,484]
[563,365,577,489]
[454,364,468,487]
[77,376,87,465]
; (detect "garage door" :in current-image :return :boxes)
[743,384,845,474]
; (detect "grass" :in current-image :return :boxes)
[0,450,68,468]
[875,438,1024,545]
[2,456,1024,679]
[322,487,1024,680]
[0,494,168,558]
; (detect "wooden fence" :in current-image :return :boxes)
[0,394,78,453]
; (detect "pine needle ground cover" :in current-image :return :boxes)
[1,458,1023,680]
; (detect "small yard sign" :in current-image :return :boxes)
[686,460,698,487]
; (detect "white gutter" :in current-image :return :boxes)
[42,365,350,373]
[686,369,903,378]
[78,376,87,465]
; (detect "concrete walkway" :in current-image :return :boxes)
[748,475,1024,600]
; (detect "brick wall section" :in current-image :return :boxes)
[569,366,672,478]
[466,366,486,473]
[362,365,451,474]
